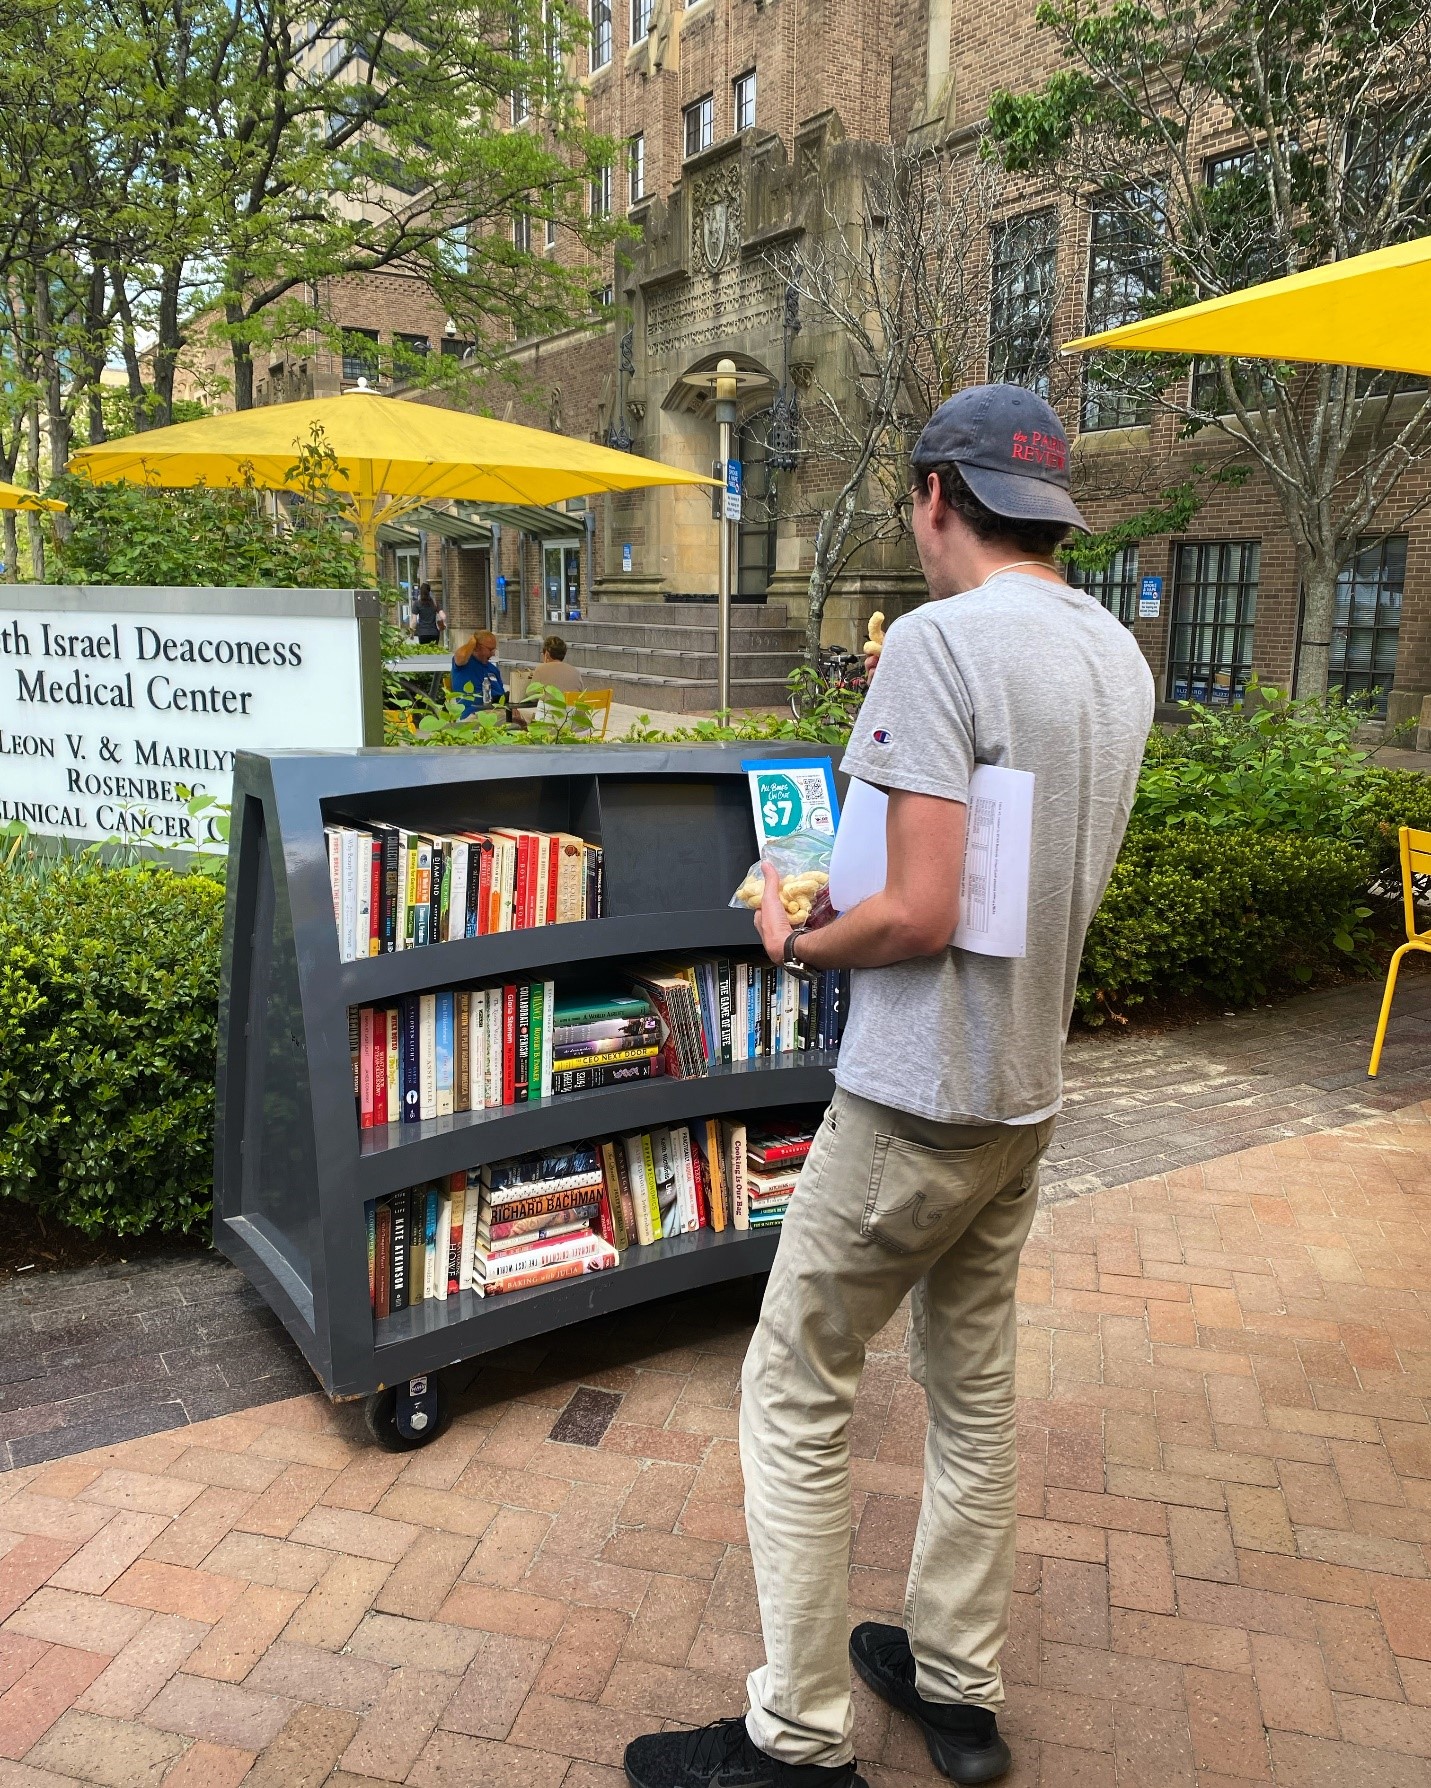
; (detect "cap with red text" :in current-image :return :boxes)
[911,384,1088,532]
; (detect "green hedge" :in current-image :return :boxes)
[0,863,224,1236]
[1075,822,1375,1021]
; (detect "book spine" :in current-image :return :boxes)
[448,842,469,942]
[367,1203,377,1307]
[688,1128,710,1229]
[475,839,494,936]
[419,993,437,1121]
[385,1009,400,1121]
[436,1192,452,1300]
[400,996,421,1123]
[726,1123,748,1231]
[448,1174,465,1296]
[340,829,358,962]
[372,1007,389,1125]
[515,983,531,1103]
[532,832,550,929]
[435,991,455,1118]
[540,979,554,1100]
[485,989,500,1109]
[483,1233,614,1280]
[326,829,342,940]
[375,1202,392,1318]
[482,1254,610,1297]
[623,1135,654,1246]
[645,1130,672,1240]
[546,835,560,925]
[354,832,371,960]
[483,1182,605,1223]
[412,842,431,947]
[488,1203,598,1243]
[390,1190,410,1310]
[460,1173,479,1291]
[378,829,397,952]
[510,835,530,931]
[598,1141,628,1251]
[527,980,544,1106]
[430,842,446,948]
[669,1124,697,1234]
[502,985,517,1106]
[550,1043,659,1072]
[455,992,471,1112]
[367,838,382,956]
[550,1059,657,1095]
[424,1189,440,1302]
[499,838,516,932]
[704,1118,727,1231]
[358,1008,375,1128]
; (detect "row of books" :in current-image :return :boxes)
[325,823,604,962]
[351,962,846,1127]
[366,1115,816,1312]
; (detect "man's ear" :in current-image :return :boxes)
[922,471,947,528]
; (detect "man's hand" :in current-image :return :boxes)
[753,860,792,965]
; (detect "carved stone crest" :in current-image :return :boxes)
[701,200,730,272]
[690,162,742,276]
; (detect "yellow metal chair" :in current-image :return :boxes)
[1368,825,1431,1075]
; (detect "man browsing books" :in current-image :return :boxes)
[623,385,1153,1788]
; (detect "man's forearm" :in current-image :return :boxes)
[794,891,949,971]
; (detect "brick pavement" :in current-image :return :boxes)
[5,969,1431,1474]
[2,1101,1431,1783]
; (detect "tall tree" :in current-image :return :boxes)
[987,0,1431,697]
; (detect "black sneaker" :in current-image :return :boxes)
[624,1716,868,1788]
[849,1623,1011,1784]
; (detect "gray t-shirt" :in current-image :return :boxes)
[837,572,1154,1124]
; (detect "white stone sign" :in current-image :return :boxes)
[0,586,380,848]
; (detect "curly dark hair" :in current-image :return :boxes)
[911,460,1071,557]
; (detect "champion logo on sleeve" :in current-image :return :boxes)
[871,727,892,745]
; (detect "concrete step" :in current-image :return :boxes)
[521,619,807,653]
[503,637,800,684]
[583,599,793,629]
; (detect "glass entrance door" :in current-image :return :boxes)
[543,541,583,622]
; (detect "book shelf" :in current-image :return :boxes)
[214,742,840,1429]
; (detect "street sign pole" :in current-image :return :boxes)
[714,360,739,712]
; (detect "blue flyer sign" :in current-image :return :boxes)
[724,459,743,523]
[622,543,632,572]
[1138,574,1163,619]
[743,757,839,851]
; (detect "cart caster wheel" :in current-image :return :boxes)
[363,1376,447,1451]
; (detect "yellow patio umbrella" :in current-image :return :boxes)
[68,389,715,577]
[0,479,65,512]
[1064,233,1431,379]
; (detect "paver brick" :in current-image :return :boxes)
[180,1584,301,1682]
[440,1630,549,1738]
[337,1665,460,1782]
[242,1702,359,1787]
[23,1708,186,1786]
[140,1671,293,1750]
[159,1739,256,1788]
[75,1615,209,1719]
[280,1554,391,1651]
[0,1644,109,1759]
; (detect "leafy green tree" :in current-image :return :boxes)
[987,0,1431,697]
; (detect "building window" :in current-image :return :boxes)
[1167,540,1260,706]
[512,87,529,124]
[734,69,756,132]
[394,332,429,361]
[341,328,380,383]
[440,336,473,359]
[545,216,557,253]
[591,0,612,67]
[1081,192,1163,430]
[513,210,532,252]
[628,133,645,204]
[631,0,650,42]
[591,164,611,216]
[1330,535,1405,714]
[1069,545,1140,626]
[596,282,614,307]
[684,94,713,158]
[988,208,1057,397]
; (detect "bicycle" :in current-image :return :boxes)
[789,644,869,721]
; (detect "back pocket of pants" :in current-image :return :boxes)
[861,1132,995,1256]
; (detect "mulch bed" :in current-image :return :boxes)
[0,1202,206,1281]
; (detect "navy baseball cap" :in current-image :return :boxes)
[911,384,1088,532]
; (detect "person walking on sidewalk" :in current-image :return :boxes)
[623,385,1154,1788]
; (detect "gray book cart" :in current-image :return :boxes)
[214,741,839,1447]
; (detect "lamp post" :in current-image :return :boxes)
[680,357,769,712]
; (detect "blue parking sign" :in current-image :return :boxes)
[1138,575,1163,619]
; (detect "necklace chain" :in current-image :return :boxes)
[972,559,1062,591]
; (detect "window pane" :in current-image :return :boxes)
[1082,192,1163,430]
[1329,534,1406,713]
[1068,545,1140,626]
[988,209,1057,398]
[591,0,611,65]
[1166,540,1260,703]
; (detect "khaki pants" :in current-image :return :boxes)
[740,1087,1054,1768]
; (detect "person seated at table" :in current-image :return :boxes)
[523,636,585,700]
[452,631,505,714]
